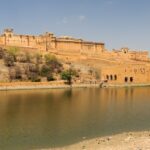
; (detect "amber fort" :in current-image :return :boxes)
[0,28,150,86]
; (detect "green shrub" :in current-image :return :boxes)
[29,64,39,73]
[0,48,4,59]
[4,53,15,67]
[47,74,55,81]
[33,78,41,82]
[7,47,20,56]
[16,51,31,63]
[45,54,57,64]
[40,65,52,77]
[61,69,78,85]
[44,53,62,72]
[15,66,22,79]
[28,73,41,82]
[61,70,72,85]
[35,53,43,64]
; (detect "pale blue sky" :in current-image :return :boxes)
[0,0,150,50]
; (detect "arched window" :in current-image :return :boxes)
[130,77,133,82]
[125,77,128,82]
[110,75,113,80]
[106,75,109,80]
[114,75,117,80]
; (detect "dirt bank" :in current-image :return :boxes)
[44,131,150,150]
[0,82,100,91]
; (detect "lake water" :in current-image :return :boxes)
[0,87,150,149]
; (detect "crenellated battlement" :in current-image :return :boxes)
[0,28,149,61]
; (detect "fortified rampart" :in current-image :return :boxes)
[0,29,149,61]
[0,28,150,86]
[0,28,104,55]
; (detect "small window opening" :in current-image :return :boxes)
[125,77,128,82]
[130,77,133,82]
[106,75,109,80]
[110,75,113,80]
[114,75,117,80]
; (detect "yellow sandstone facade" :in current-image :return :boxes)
[0,28,150,86]
[100,64,150,86]
[0,28,104,55]
[0,29,148,61]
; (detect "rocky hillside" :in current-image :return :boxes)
[0,47,99,84]
[0,60,9,82]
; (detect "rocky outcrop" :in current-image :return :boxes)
[0,60,9,82]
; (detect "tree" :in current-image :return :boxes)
[47,74,55,81]
[61,70,72,85]
[4,52,15,67]
[15,66,22,79]
[7,47,20,61]
[44,53,57,64]
[0,48,4,59]
[9,66,22,81]
[28,72,41,82]
[3,47,20,66]
[35,53,43,64]
[7,47,20,55]
[40,65,52,77]
[61,69,77,85]
[40,64,55,81]
[29,64,39,73]
[44,53,62,73]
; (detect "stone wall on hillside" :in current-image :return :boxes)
[0,29,104,55]
[0,29,149,62]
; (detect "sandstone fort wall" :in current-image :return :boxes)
[0,28,150,85]
[0,29,148,61]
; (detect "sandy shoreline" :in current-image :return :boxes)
[42,131,150,150]
[0,82,150,91]
[0,81,101,91]
[0,83,100,91]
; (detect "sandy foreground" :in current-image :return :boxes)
[41,131,150,150]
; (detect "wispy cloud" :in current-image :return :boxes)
[106,0,113,5]
[56,15,86,25]
[62,17,68,24]
[79,15,86,21]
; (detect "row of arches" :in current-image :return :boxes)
[106,75,117,81]
[125,77,134,83]
[105,75,134,83]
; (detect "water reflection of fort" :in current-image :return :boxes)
[0,87,149,115]
[0,87,150,149]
